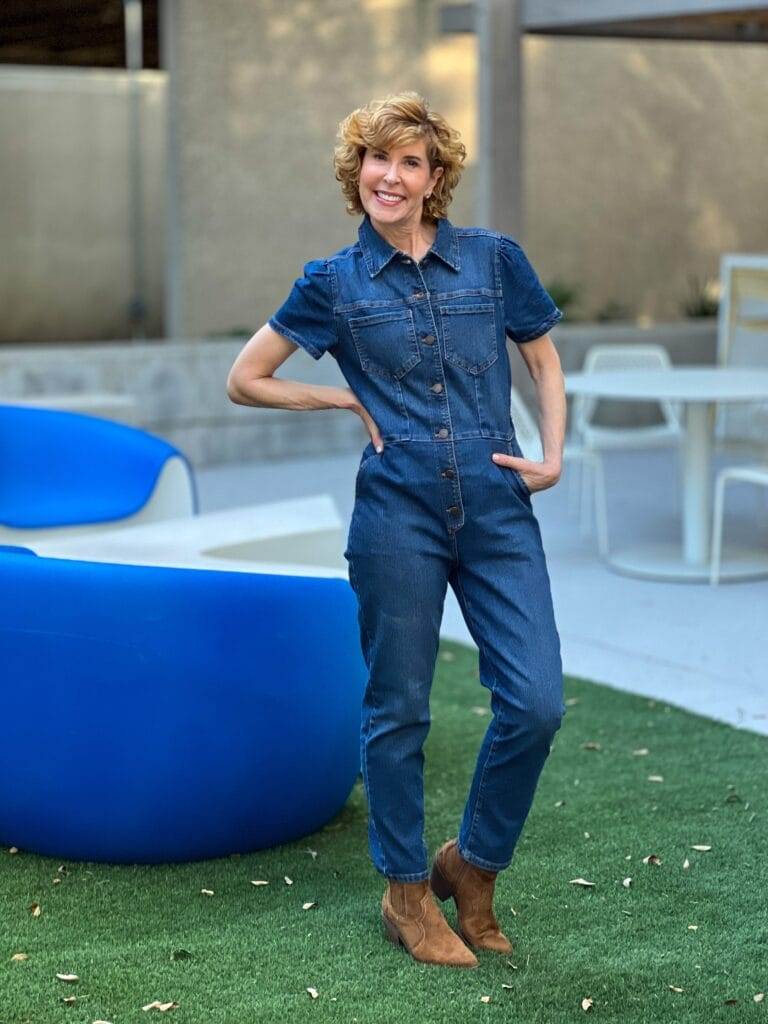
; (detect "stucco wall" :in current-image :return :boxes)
[2,2,767,343]
[0,66,166,342]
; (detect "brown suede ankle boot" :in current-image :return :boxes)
[381,878,479,968]
[430,838,513,953]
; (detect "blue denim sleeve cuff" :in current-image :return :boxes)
[267,316,325,360]
[512,306,564,343]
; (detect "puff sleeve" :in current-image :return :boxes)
[267,258,338,360]
[498,235,563,344]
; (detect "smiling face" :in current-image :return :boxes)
[359,138,444,226]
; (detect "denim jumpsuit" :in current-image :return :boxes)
[269,211,567,882]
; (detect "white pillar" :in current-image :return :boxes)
[476,0,523,235]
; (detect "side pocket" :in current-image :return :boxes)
[506,437,533,500]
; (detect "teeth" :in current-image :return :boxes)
[376,191,403,201]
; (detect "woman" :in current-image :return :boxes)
[227,91,568,970]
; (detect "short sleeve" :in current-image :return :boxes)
[267,258,338,360]
[498,235,564,343]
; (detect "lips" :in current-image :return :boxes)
[374,190,405,205]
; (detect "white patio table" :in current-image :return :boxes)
[563,365,768,582]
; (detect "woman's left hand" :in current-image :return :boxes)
[491,452,561,494]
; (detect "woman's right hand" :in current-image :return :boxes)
[340,387,384,452]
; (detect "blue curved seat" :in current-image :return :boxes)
[0,549,365,863]
[0,404,198,528]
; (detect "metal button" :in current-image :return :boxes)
[422,334,435,345]
[430,382,443,393]
[447,505,460,516]
[441,468,455,479]
[412,291,425,299]
[436,427,449,438]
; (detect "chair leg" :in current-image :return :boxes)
[579,455,593,538]
[709,474,728,586]
[592,453,610,558]
[567,454,581,513]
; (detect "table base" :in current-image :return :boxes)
[607,541,768,583]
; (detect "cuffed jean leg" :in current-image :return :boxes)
[448,527,566,873]
[348,550,450,881]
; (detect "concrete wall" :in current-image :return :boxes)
[0,321,735,468]
[0,65,166,342]
[168,0,768,338]
[2,2,767,342]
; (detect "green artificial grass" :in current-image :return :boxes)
[2,639,767,1024]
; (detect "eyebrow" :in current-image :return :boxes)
[373,148,423,160]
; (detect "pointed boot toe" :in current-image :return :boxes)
[381,878,479,968]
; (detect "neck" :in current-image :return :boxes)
[369,213,438,260]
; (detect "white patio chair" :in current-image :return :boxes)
[568,344,684,535]
[715,254,768,454]
[573,343,682,450]
[510,387,609,556]
[709,462,768,585]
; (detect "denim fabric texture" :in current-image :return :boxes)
[269,212,566,881]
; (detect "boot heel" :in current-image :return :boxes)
[381,911,403,947]
[429,861,453,902]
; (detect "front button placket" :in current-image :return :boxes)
[409,260,464,532]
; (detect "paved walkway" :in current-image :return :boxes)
[197,445,767,736]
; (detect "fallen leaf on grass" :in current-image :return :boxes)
[565,697,579,706]
[691,845,711,852]
[11,953,28,961]
[56,973,79,983]
[581,996,594,1011]
[9,846,19,854]
[647,775,664,783]
[62,996,77,1005]
[642,854,662,866]
[687,925,698,931]
[471,706,489,716]
[622,878,632,888]
[200,889,214,897]
[554,800,565,807]
[668,985,684,992]
[52,878,62,885]
[755,993,765,1003]
[569,878,595,888]
[142,1001,179,1011]
[305,849,318,859]
[501,983,514,989]
[683,858,690,869]
[302,902,317,911]
[632,748,649,756]
[306,987,319,999]
[250,880,269,886]
[29,902,41,917]
[284,876,293,885]
[480,995,491,1003]
[581,741,601,751]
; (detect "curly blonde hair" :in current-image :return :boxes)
[333,91,467,222]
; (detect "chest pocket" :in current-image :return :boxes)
[347,309,422,380]
[439,302,498,374]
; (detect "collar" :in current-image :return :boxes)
[358,211,461,277]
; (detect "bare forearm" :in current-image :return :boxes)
[228,374,354,413]
[531,363,567,474]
